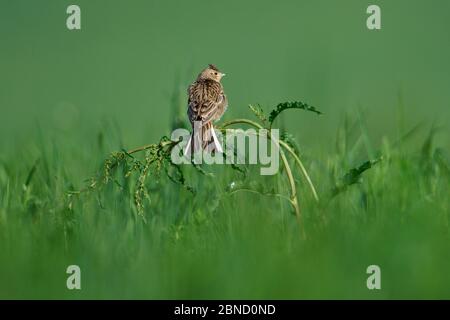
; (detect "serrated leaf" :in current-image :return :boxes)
[269,101,322,126]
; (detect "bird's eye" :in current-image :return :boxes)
[214,72,218,75]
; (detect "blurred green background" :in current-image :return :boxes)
[0,0,449,299]
[1,0,449,149]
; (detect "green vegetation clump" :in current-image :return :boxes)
[69,101,343,233]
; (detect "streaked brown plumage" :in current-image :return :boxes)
[186,64,228,154]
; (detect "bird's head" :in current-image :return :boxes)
[198,64,226,82]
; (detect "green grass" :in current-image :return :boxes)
[0,99,449,299]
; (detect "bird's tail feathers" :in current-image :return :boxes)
[183,122,223,156]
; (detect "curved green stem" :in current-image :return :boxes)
[278,140,319,202]
[279,147,301,220]
[218,119,264,130]
[219,119,301,220]
[127,140,175,155]
[221,119,319,203]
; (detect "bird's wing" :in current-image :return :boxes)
[187,83,197,123]
[212,92,228,122]
[188,80,223,124]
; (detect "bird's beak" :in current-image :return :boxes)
[221,73,226,77]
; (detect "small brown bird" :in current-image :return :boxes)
[185,64,228,155]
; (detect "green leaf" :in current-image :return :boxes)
[269,101,322,126]
[24,159,40,188]
[332,157,382,197]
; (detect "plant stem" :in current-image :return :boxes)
[278,140,319,202]
[219,119,264,130]
[219,119,302,221]
[279,147,301,220]
[127,140,175,155]
[221,118,319,202]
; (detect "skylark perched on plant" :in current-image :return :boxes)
[184,64,228,155]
